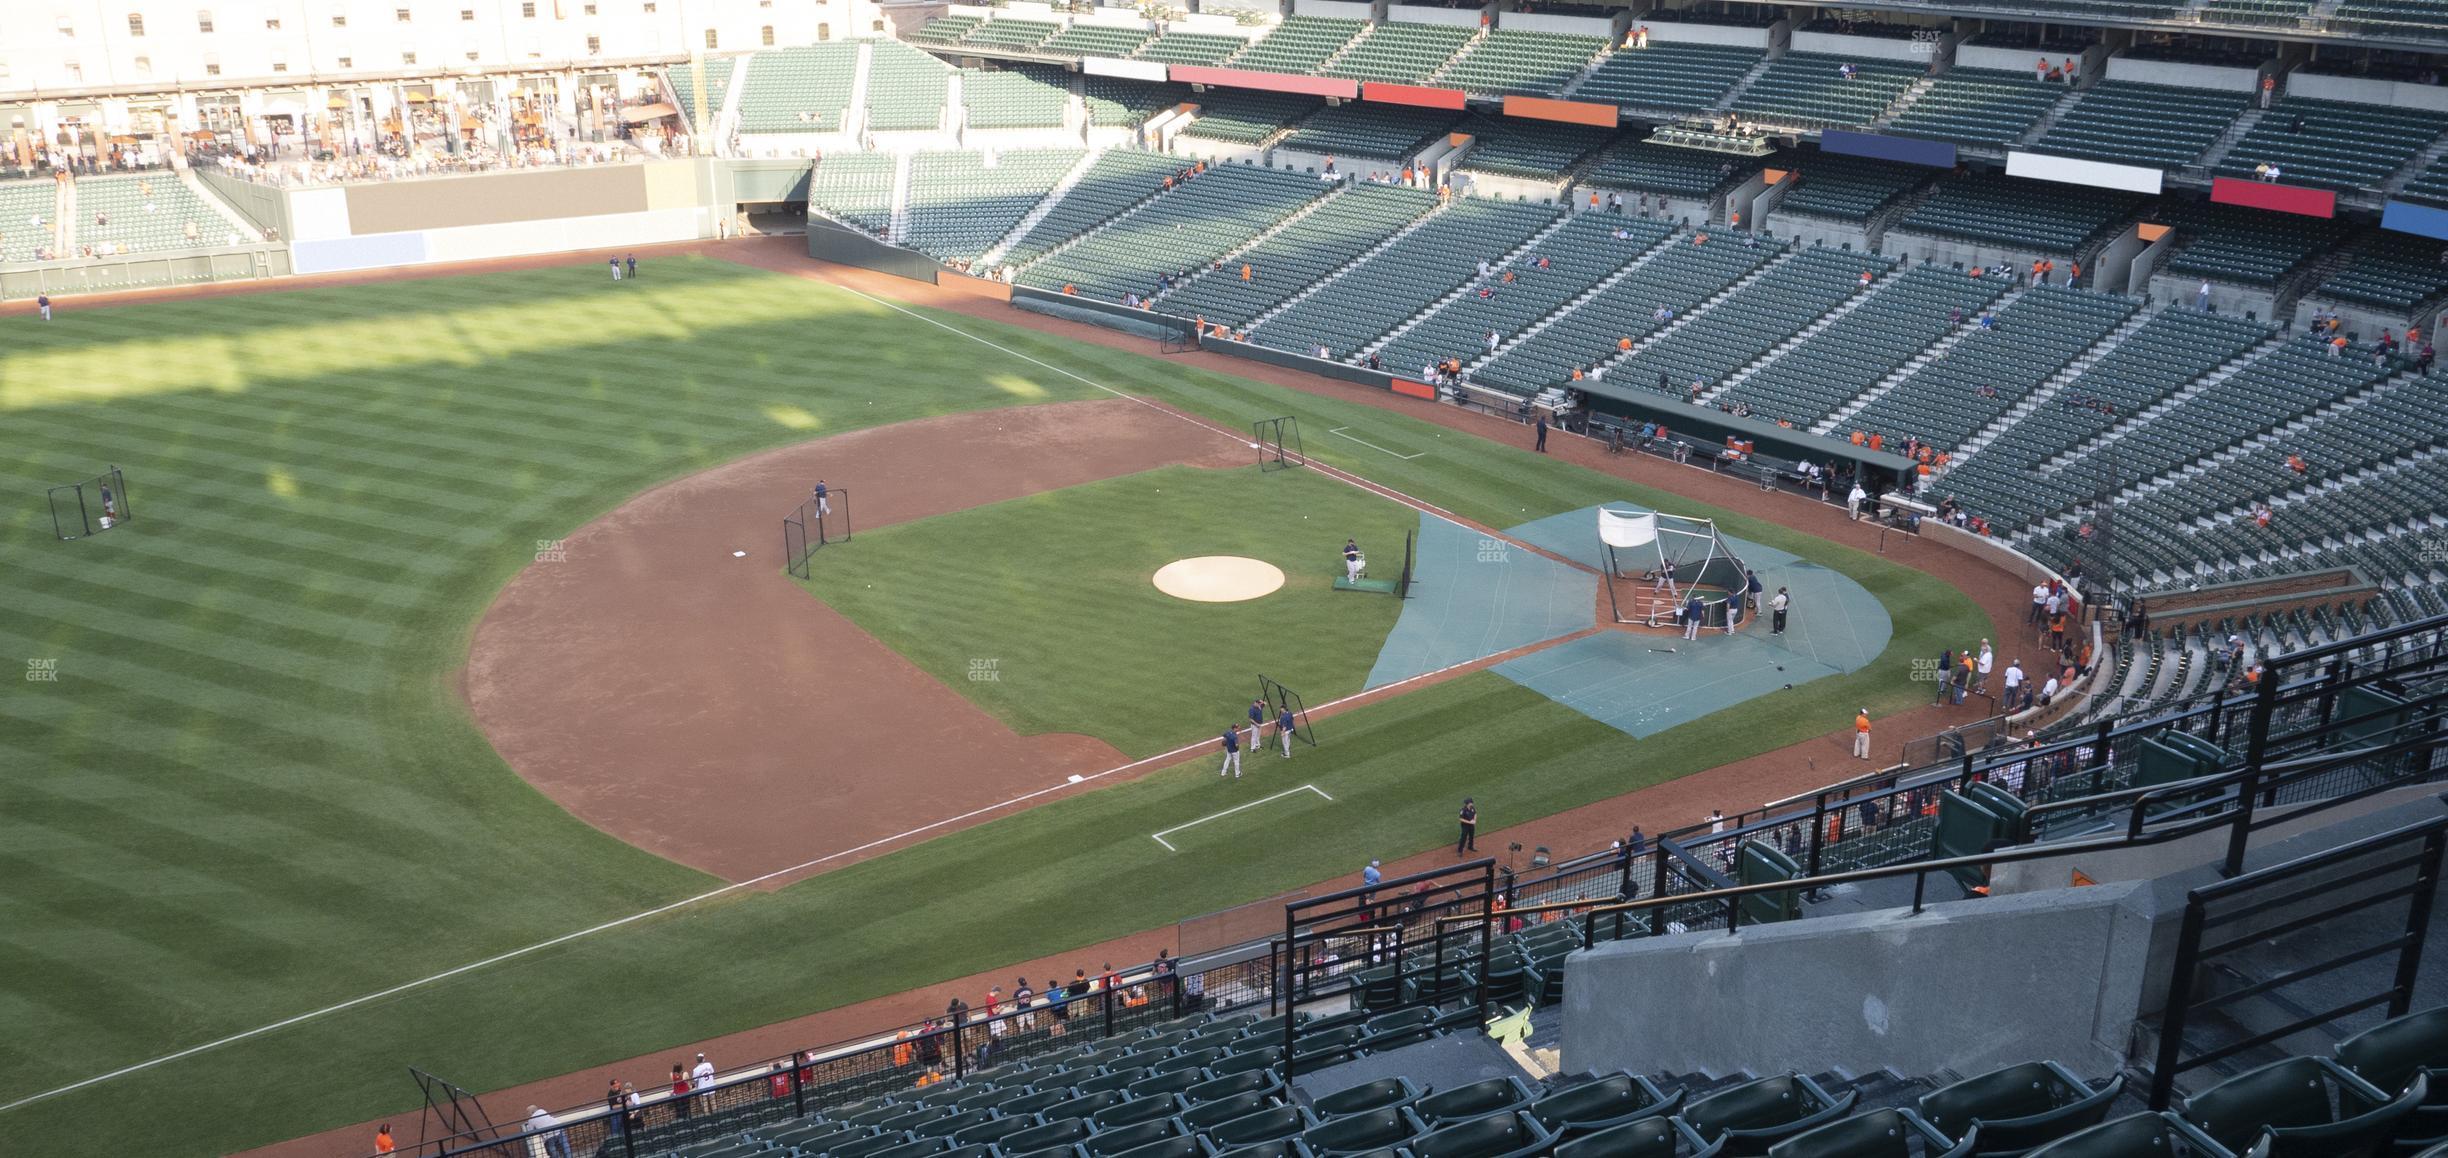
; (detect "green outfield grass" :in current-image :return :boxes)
[803,465,1414,756]
[0,257,1994,1157]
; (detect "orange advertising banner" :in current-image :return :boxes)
[1501,95,1618,128]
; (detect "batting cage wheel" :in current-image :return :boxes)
[1253,416,1305,472]
[48,465,131,541]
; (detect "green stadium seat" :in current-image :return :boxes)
[1733,54,1921,129]
[1233,17,1369,74]
[1189,1091,1290,1133]
[1280,104,1459,164]
[963,68,1070,130]
[1043,24,1155,58]
[1109,1136,1215,1158]
[668,56,736,128]
[1574,43,1765,112]
[1139,31,1252,65]
[1419,1077,1534,1126]
[1217,1140,1317,1158]
[1315,1078,1425,1119]
[1680,1074,1858,1156]
[1303,1107,1430,1156]
[1328,21,1476,83]
[1557,1116,1725,1158]
[1766,1108,1967,1158]
[1087,1119,1192,1158]
[1920,1063,2127,1155]
[2180,1056,2424,1157]
[1885,69,2065,147]
[732,44,859,133]
[868,41,954,132]
[1212,1105,1321,1147]
[1186,1070,1284,1107]
[1410,1112,1561,1158]
[1006,1116,1099,1154]
[1528,1073,1684,1137]
[1438,29,1609,97]
[963,17,1064,50]
[2024,1113,2235,1158]
[2031,82,2248,169]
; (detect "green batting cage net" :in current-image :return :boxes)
[1598,507,1749,630]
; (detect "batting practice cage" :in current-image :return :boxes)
[1258,673,1318,748]
[49,465,131,541]
[1334,528,1416,599]
[1254,417,1305,472]
[1597,507,1749,630]
[783,487,852,580]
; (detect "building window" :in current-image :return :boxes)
[133,54,153,74]
[401,50,416,63]
[703,27,716,47]
[520,0,535,14]
[642,1,654,12]
[332,8,346,25]
[337,53,352,65]
[272,60,288,71]
[817,21,829,39]
[464,49,478,59]
[65,60,84,81]
[266,14,280,28]
[57,16,75,36]
[582,1,595,11]
[461,7,474,17]
[585,33,600,51]
[128,13,146,36]
[396,7,411,21]
[198,9,215,31]
[760,24,774,44]
[204,55,222,74]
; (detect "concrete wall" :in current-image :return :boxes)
[1503,10,1612,36]
[1637,18,1773,49]
[2150,270,2279,322]
[2104,56,2261,93]
[1560,879,2166,1082]
[1396,4,1487,27]
[2289,72,2448,113]
[1792,30,1944,64]
[1295,0,1376,18]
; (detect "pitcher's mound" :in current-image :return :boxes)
[1154,556,1287,603]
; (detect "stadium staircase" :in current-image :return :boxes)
[1871,76,1942,130]
[2027,329,2288,479]
[2014,83,2096,148]
[721,54,754,139]
[1598,246,1801,375]
[1707,53,1783,113]
[1698,265,1914,407]
[1146,181,1366,308]
[886,152,914,242]
[979,149,1105,268]
[2381,131,2448,198]
[1948,309,2155,465]
[1470,227,1686,372]
[1360,211,1584,359]
[2185,107,2270,179]
[56,180,77,254]
[1239,198,1454,333]
[1811,286,2030,433]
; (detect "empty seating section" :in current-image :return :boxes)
[2314,232,2448,309]
[1853,287,2137,449]
[2032,81,2248,167]
[1723,266,2008,429]
[1086,79,1187,127]
[1884,69,2065,147]
[911,15,979,44]
[2157,201,2352,285]
[668,57,734,128]
[963,69,1069,130]
[0,182,55,261]
[2334,0,2448,37]
[2215,97,2437,192]
[2201,0,2317,24]
[734,44,858,133]
[1255,197,1561,358]
[1732,54,1920,130]
[1438,30,1607,97]
[1280,105,1457,163]
[1584,139,1749,198]
[1164,184,1436,327]
[1899,172,2139,253]
[2017,337,2394,530]
[1003,150,1184,266]
[905,150,1084,262]
[807,153,896,234]
[1380,215,1674,375]
[1776,153,1927,220]
[2400,153,2448,207]
[1326,21,1476,83]
[1617,248,1889,394]
[867,42,953,132]
[1181,92,1321,145]
[1232,17,1368,74]
[1945,311,2269,527]
[1572,43,1766,111]
[1024,165,1327,301]
[1457,123,1613,180]
[78,176,240,253]
[1479,236,1778,395]
[963,18,1063,51]
[1041,24,1152,58]
[1137,31,1248,65]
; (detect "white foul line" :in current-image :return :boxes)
[1327,426,1428,460]
[1152,784,1335,851]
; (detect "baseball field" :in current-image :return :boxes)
[0,253,1995,1156]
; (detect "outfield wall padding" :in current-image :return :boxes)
[1010,288,1184,341]
[805,220,948,284]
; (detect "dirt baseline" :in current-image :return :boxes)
[462,397,1249,884]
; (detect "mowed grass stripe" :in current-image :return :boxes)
[3,592,381,694]
[0,548,401,649]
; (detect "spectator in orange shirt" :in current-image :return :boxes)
[376,1126,396,1155]
[1851,430,1866,446]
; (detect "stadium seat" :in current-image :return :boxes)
[1528,1073,1685,1136]
[1088,1119,1195,1158]
[1316,1078,1426,1119]
[1185,1070,1284,1106]
[1134,1069,1214,1100]
[1679,1074,1859,1156]
[1327,21,1476,83]
[2030,82,2249,168]
[2337,1006,2448,1116]
[1409,1111,1562,1158]
[1419,1076,1536,1126]
[1280,104,1458,164]
[1918,1062,2124,1155]
[2179,1056,2423,1157]
[1189,1091,1291,1132]
[1557,1116,1727,1158]
[1573,43,1766,112]
[1007,1116,1100,1154]
[1303,1106,1431,1155]
[1354,1007,1442,1053]
[1182,91,1326,146]
[1255,196,1561,360]
[1139,31,1252,66]
[956,1116,1044,1147]
[1216,1140,1317,1158]
[734,44,859,132]
[1437,29,1610,97]
[1768,1109,1968,1158]
[1100,1096,1194,1131]
[2023,1113,2234,1158]
[1234,17,1369,74]
[1212,1105,1322,1147]
[1212,1048,1285,1078]
[1112,1136,1219,1158]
